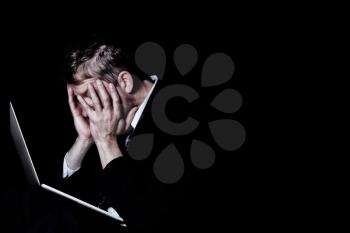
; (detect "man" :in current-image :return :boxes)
[61,42,184,232]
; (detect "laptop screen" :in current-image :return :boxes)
[9,102,41,187]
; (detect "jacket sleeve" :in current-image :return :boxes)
[53,147,101,204]
[98,156,174,232]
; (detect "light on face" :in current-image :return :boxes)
[72,78,116,114]
[71,80,95,113]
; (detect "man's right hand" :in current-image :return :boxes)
[67,85,92,141]
[65,85,93,171]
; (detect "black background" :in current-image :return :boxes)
[0,16,259,232]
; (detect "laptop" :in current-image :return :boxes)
[9,101,124,223]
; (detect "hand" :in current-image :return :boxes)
[77,80,138,168]
[77,80,138,144]
[66,85,93,171]
[67,85,92,141]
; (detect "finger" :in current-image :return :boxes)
[125,106,138,130]
[77,95,93,117]
[109,83,120,114]
[88,83,102,112]
[96,80,111,109]
[67,85,78,115]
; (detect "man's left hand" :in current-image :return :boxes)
[77,79,137,144]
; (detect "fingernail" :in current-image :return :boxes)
[97,80,102,85]
[109,83,114,88]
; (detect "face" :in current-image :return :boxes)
[70,77,112,117]
[69,70,135,119]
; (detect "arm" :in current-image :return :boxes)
[99,157,168,231]
[65,136,93,171]
[94,138,122,169]
[77,80,172,230]
[64,85,94,177]
[76,80,137,169]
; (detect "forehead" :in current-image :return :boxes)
[71,77,98,94]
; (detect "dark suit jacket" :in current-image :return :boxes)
[60,80,188,232]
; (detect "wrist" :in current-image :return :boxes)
[76,136,94,146]
[65,136,93,170]
[94,135,117,146]
[64,152,81,171]
[95,137,122,169]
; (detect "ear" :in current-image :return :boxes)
[117,71,134,94]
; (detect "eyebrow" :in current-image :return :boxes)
[71,79,83,85]
[72,76,96,85]
[72,71,97,84]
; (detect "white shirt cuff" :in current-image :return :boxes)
[62,153,80,179]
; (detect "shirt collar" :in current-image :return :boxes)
[130,75,158,129]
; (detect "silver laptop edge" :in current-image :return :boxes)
[9,101,122,222]
[41,184,122,221]
[9,102,41,187]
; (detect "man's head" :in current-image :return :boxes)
[66,43,146,117]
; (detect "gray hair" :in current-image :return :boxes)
[67,43,129,84]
